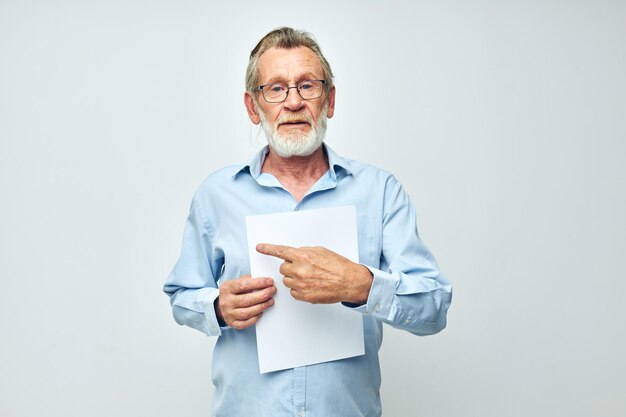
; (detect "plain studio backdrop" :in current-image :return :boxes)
[1,1,625,416]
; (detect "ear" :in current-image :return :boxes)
[244,92,261,125]
[326,86,336,119]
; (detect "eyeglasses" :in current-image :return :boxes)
[255,79,327,103]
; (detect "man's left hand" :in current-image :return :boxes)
[256,243,373,305]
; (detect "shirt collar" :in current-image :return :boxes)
[232,144,353,181]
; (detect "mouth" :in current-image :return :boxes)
[278,120,310,128]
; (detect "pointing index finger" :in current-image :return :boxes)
[256,243,296,261]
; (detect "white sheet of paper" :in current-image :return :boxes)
[246,205,365,374]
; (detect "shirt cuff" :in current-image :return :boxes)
[201,288,229,336]
[342,266,397,320]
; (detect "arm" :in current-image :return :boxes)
[163,195,276,336]
[257,176,452,336]
[358,176,452,335]
[163,195,224,336]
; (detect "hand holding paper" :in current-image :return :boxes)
[256,244,373,305]
[216,275,277,330]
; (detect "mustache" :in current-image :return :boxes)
[275,112,313,126]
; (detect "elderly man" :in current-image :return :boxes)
[164,27,452,417]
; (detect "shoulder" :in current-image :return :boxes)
[191,164,246,200]
[199,164,243,186]
[334,153,400,188]
[331,151,411,211]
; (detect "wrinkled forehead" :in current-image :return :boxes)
[256,46,325,84]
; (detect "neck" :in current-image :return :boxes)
[261,145,329,202]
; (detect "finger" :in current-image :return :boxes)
[289,289,320,304]
[225,276,274,295]
[283,275,297,290]
[231,298,274,320]
[234,286,277,308]
[256,243,297,261]
[230,314,262,330]
[289,288,304,301]
[278,262,296,277]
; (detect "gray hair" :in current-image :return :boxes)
[245,27,334,95]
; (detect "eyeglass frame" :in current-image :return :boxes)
[254,79,328,103]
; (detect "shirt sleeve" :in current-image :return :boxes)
[163,194,228,337]
[347,176,453,336]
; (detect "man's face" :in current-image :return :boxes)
[244,46,335,157]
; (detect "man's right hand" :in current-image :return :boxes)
[215,275,276,330]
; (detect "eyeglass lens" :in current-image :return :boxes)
[262,80,324,103]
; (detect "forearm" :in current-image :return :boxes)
[347,266,452,335]
[167,286,225,336]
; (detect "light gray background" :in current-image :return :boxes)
[1,1,625,416]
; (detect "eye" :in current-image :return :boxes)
[299,81,314,90]
[267,83,287,93]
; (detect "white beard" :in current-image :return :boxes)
[258,102,328,158]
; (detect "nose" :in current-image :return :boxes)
[283,86,305,111]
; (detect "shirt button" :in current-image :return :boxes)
[374,304,381,313]
[297,409,304,417]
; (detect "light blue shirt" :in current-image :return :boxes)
[164,145,452,417]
